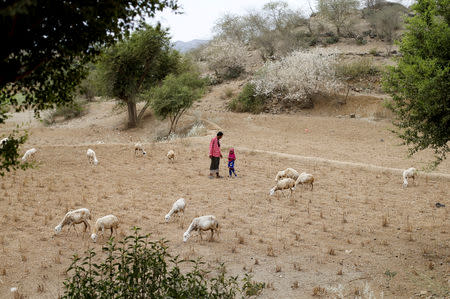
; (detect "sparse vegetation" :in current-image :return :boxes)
[63,228,265,298]
[44,98,88,125]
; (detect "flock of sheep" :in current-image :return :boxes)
[49,143,218,243]
[6,137,418,244]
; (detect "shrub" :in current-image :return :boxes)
[202,39,247,80]
[325,35,340,44]
[251,48,343,106]
[62,228,264,298]
[228,83,266,114]
[44,98,88,124]
[336,58,380,81]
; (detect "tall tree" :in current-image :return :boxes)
[0,0,178,173]
[97,26,180,128]
[317,0,359,36]
[383,0,450,167]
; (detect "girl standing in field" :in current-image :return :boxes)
[228,148,237,177]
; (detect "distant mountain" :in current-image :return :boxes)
[173,39,209,53]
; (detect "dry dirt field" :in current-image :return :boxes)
[0,91,449,298]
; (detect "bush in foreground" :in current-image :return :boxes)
[62,228,265,298]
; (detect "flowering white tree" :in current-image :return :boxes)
[202,38,248,79]
[251,48,343,106]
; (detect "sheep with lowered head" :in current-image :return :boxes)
[135,142,147,157]
[167,150,175,162]
[54,208,91,234]
[275,168,299,181]
[91,215,119,242]
[165,198,186,222]
[270,178,296,197]
[296,172,314,191]
[183,215,219,242]
[21,148,37,162]
[87,148,98,165]
[402,167,417,188]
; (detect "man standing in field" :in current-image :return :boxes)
[209,131,223,178]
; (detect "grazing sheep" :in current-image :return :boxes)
[0,137,8,148]
[296,172,315,191]
[269,178,296,197]
[165,198,186,222]
[402,167,417,188]
[91,215,119,243]
[87,148,98,165]
[54,208,91,234]
[134,142,147,157]
[275,168,299,181]
[21,148,37,161]
[183,215,219,242]
[167,150,175,162]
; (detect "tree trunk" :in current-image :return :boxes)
[127,100,138,128]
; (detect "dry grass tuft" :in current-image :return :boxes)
[1,268,6,276]
[237,235,245,245]
[254,258,259,265]
[328,248,336,256]
[231,245,237,253]
[428,262,434,270]
[293,262,301,271]
[342,212,348,224]
[21,254,27,262]
[275,265,281,272]
[291,281,299,289]
[267,245,275,257]
[337,269,343,275]
[382,215,389,227]
[312,286,326,296]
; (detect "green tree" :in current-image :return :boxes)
[97,26,180,128]
[383,0,450,166]
[146,72,206,135]
[0,0,178,172]
[317,0,359,36]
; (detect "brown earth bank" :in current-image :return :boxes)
[0,97,449,298]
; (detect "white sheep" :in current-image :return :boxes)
[183,215,219,242]
[135,142,146,157]
[275,168,299,181]
[0,137,8,148]
[167,150,175,162]
[165,198,186,222]
[54,208,91,234]
[296,172,315,191]
[402,167,417,188]
[269,178,296,197]
[91,215,119,243]
[87,148,98,165]
[21,148,37,161]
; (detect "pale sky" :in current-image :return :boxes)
[154,0,413,42]
[154,0,314,42]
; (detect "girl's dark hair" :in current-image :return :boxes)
[217,131,223,136]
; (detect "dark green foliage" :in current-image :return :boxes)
[146,72,207,135]
[97,26,181,128]
[325,36,340,44]
[0,0,178,172]
[383,0,450,167]
[0,0,178,122]
[62,228,264,298]
[0,130,30,176]
[228,84,267,114]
